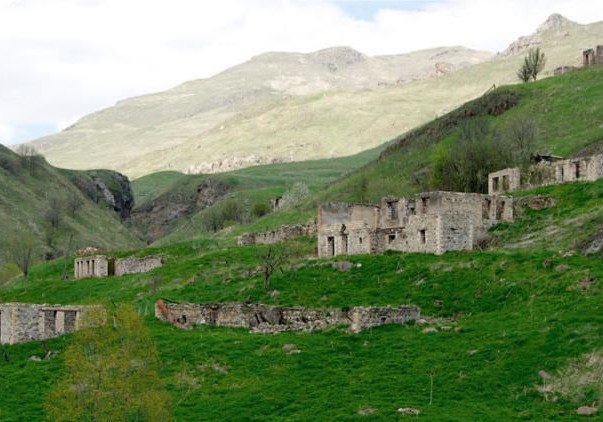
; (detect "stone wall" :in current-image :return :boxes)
[0,303,101,345]
[115,256,163,276]
[488,154,603,195]
[583,46,603,66]
[238,223,317,246]
[318,191,513,257]
[74,255,109,279]
[155,299,420,333]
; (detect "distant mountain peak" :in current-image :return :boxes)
[537,13,576,33]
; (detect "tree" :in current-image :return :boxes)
[66,189,83,217]
[45,304,172,421]
[1,229,38,279]
[258,245,289,290]
[15,145,43,175]
[517,48,546,82]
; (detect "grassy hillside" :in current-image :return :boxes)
[2,179,603,419]
[128,63,603,247]
[0,145,142,282]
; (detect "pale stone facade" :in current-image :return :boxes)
[74,255,163,279]
[0,303,100,345]
[155,299,419,333]
[583,46,603,66]
[114,256,163,276]
[488,153,603,195]
[74,255,109,279]
[317,191,513,258]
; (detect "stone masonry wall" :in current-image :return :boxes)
[115,256,163,276]
[74,255,108,279]
[238,223,317,246]
[489,154,603,195]
[155,300,420,333]
[0,303,101,345]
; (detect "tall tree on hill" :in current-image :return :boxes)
[517,48,547,82]
[1,228,38,279]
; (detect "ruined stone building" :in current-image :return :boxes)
[237,223,317,246]
[583,46,603,66]
[0,303,100,345]
[155,299,419,333]
[488,153,603,195]
[317,191,513,258]
[74,255,163,279]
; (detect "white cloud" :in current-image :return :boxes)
[0,0,602,145]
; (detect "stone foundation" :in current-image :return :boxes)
[74,255,164,279]
[115,256,164,276]
[0,303,102,345]
[155,299,419,333]
[238,223,317,246]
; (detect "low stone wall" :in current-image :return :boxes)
[238,223,317,246]
[115,256,163,276]
[0,303,102,345]
[155,300,419,333]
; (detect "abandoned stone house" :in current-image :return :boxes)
[583,45,603,66]
[488,153,603,195]
[0,303,100,345]
[74,255,164,279]
[155,299,420,333]
[317,191,513,258]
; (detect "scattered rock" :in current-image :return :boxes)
[282,344,301,355]
[422,327,437,334]
[356,263,362,268]
[576,406,598,416]
[555,264,569,272]
[416,319,428,326]
[440,326,453,331]
[538,370,552,380]
[332,261,354,272]
[542,259,553,268]
[468,349,479,355]
[577,276,596,290]
[358,407,376,416]
[454,326,463,333]
[397,408,420,416]
[516,195,557,211]
[270,289,280,298]
[433,300,443,308]
[28,356,42,362]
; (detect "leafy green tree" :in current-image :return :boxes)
[1,228,38,279]
[517,48,546,82]
[45,304,172,421]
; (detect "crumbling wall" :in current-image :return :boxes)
[237,223,317,246]
[115,256,163,276]
[0,303,101,345]
[74,255,109,279]
[155,300,420,333]
[490,154,603,194]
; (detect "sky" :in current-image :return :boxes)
[1,0,603,145]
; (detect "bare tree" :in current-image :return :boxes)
[15,145,42,174]
[2,230,38,279]
[66,190,83,217]
[258,245,289,290]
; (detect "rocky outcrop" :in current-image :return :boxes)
[500,14,576,57]
[71,169,135,219]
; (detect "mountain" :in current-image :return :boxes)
[25,46,491,178]
[22,15,603,179]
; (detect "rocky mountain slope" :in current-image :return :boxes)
[24,15,603,178]
[26,46,491,177]
[0,145,142,277]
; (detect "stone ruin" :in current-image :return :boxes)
[74,255,164,279]
[582,45,603,66]
[317,191,513,258]
[488,153,603,195]
[155,299,419,334]
[0,303,101,345]
[237,222,317,246]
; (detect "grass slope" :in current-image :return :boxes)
[2,180,603,419]
[0,145,142,282]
